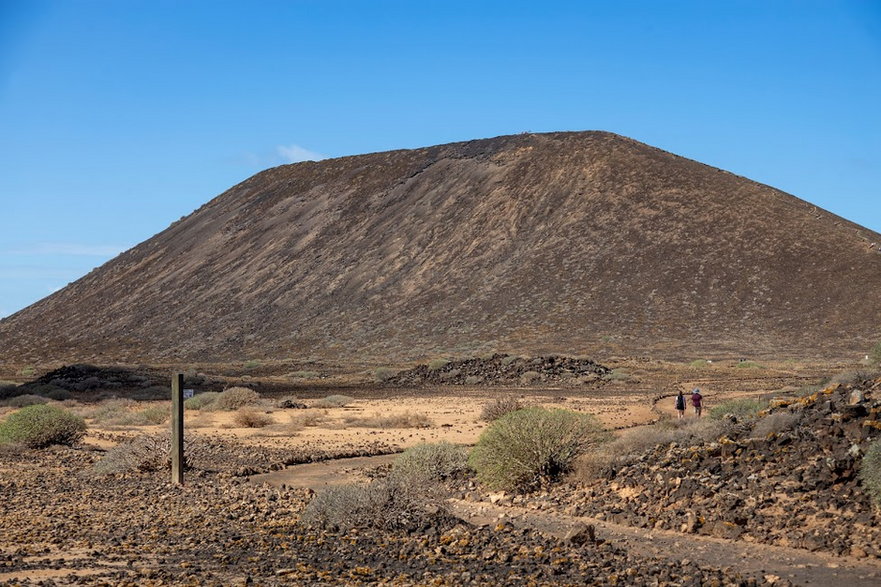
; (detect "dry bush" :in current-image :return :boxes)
[469,408,608,492]
[577,417,731,481]
[6,394,49,408]
[480,396,522,422]
[82,398,137,423]
[428,359,450,371]
[392,442,470,481]
[312,394,354,409]
[287,370,320,379]
[373,367,397,383]
[343,412,432,429]
[519,371,541,385]
[750,411,801,439]
[299,473,448,531]
[290,411,328,427]
[93,433,207,475]
[184,391,220,410]
[233,408,274,428]
[207,387,260,411]
[0,404,86,448]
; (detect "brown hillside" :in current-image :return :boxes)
[1,131,879,364]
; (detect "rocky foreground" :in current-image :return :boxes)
[496,376,881,560]
[2,440,765,586]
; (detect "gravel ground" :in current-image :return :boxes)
[1,440,766,586]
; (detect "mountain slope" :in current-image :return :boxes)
[2,131,879,364]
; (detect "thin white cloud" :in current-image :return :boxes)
[276,144,326,163]
[3,242,127,256]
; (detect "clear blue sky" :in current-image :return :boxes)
[1,0,879,318]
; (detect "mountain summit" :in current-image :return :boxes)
[2,131,879,363]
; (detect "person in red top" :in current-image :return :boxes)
[691,388,703,417]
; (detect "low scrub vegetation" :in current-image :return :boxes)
[289,411,328,427]
[577,417,730,481]
[392,441,470,481]
[207,387,260,411]
[428,359,450,371]
[709,398,768,420]
[469,407,608,492]
[480,396,522,422]
[373,367,397,383]
[735,361,763,369]
[312,394,354,409]
[94,434,207,475]
[860,438,881,509]
[0,404,86,448]
[233,408,274,428]
[184,391,220,411]
[870,341,881,367]
[343,412,432,429]
[299,471,447,531]
[689,359,710,368]
[6,394,49,408]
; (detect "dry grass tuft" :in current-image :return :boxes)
[233,408,274,428]
[343,412,433,429]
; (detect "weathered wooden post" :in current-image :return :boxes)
[171,372,184,485]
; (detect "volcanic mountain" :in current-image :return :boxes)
[2,131,880,365]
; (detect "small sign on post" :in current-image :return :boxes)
[171,373,184,485]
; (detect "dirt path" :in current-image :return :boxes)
[448,500,881,586]
[249,453,400,489]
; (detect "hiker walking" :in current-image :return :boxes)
[675,390,686,419]
[691,387,703,417]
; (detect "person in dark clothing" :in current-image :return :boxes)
[691,388,703,417]
[675,390,686,419]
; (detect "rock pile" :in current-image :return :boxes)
[20,364,161,392]
[387,354,610,386]
[567,377,881,558]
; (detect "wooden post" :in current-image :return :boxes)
[171,372,184,485]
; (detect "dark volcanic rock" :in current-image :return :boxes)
[387,354,610,386]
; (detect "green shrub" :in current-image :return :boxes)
[312,394,354,409]
[480,396,522,422]
[6,394,49,408]
[709,398,768,420]
[299,473,447,531]
[689,359,709,368]
[0,404,86,448]
[243,360,261,370]
[860,439,881,508]
[469,408,608,491]
[207,387,260,411]
[184,391,219,411]
[393,442,470,481]
[428,359,450,371]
